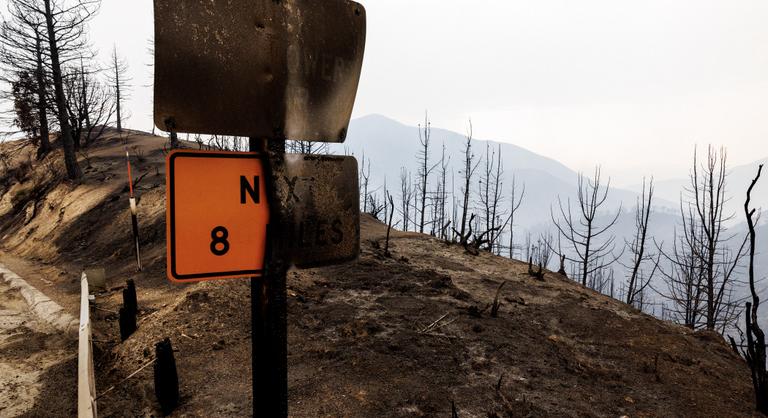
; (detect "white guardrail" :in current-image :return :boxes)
[78,272,97,418]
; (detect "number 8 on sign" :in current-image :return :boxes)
[210,226,230,256]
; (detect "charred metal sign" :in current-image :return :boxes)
[153,0,366,142]
[279,154,359,267]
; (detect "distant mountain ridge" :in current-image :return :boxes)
[627,157,767,219]
[338,114,674,229]
[346,114,578,184]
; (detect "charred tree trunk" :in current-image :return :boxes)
[43,0,81,179]
[459,121,476,242]
[384,192,395,256]
[742,164,766,413]
[626,178,657,305]
[33,29,50,158]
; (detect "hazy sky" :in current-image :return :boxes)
[5,0,768,185]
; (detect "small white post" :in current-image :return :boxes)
[78,272,97,418]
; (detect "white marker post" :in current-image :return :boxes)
[126,151,142,271]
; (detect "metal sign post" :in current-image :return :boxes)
[250,137,288,416]
[155,1,366,415]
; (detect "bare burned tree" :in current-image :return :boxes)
[656,207,705,329]
[106,45,131,132]
[384,191,395,256]
[383,180,389,224]
[529,232,553,271]
[63,62,115,148]
[433,143,451,240]
[416,113,438,234]
[524,232,532,261]
[551,167,622,288]
[45,0,98,178]
[367,192,384,221]
[479,143,505,252]
[489,146,505,252]
[688,146,746,331]
[286,140,327,154]
[623,177,660,306]
[14,0,100,179]
[398,167,414,232]
[543,231,568,277]
[506,176,525,259]
[359,152,371,214]
[479,143,494,244]
[231,136,245,151]
[587,257,614,295]
[691,146,747,331]
[453,213,499,255]
[457,120,480,245]
[738,164,766,413]
[203,135,247,152]
[657,147,747,332]
[451,178,458,241]
[193,133,205,149]
[0,5,52,157]
[210,135,231,151]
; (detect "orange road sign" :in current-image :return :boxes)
[166,150,270,282]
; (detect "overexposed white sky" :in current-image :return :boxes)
[5,0,768,185]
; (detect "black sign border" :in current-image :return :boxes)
[168,151,266,281]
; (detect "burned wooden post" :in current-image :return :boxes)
[123,279,137,316]
[557,254,567,278]
[118,307,136,341]
[154,338,179,416]
[119,279,138,340]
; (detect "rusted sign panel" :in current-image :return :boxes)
[153,0,366,142]
[278,154,359,267]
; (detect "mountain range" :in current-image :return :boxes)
[338,114,678,229]
[341,114,764,232]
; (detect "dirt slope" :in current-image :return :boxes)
[0,131,758,417]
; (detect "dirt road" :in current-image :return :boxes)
[0,279,76,417]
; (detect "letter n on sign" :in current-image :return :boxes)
[166,150,270,282]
